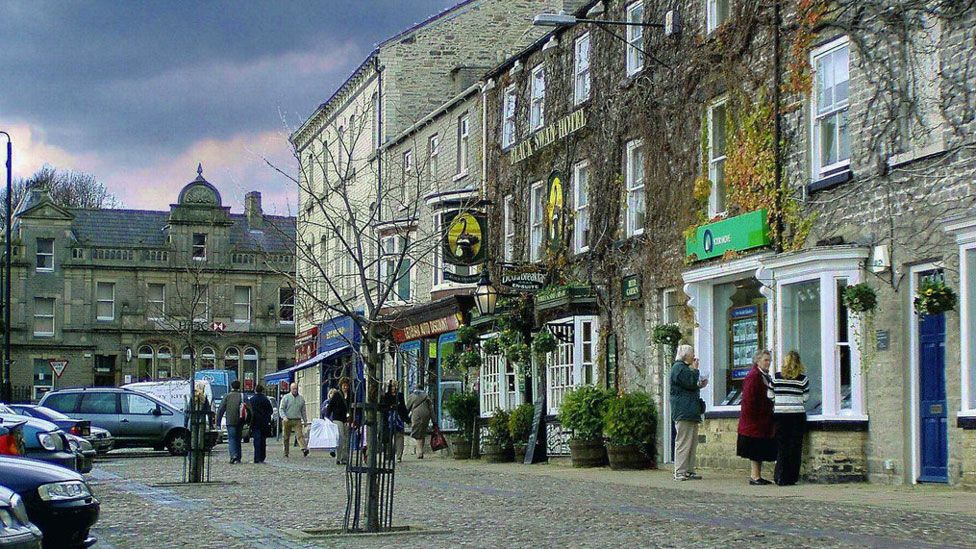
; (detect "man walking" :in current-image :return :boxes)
[280,382,309,457]
[248,384,274,464]
[216,380,246,464]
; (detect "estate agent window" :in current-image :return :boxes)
[626,1,644,76]
[96,282,115,321]
[706,97,728,217]
[502,86,517,149]
[574,32,591,104]
[572,160,590,254]
[625,139,646,237]
[530,64,546,131]
[811,36,851,179]
[34,297,55,337]
[529,181,545,262]
[36,238,54,272]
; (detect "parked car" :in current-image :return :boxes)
[5,405,114,455]
[0,414,75,472]
[39,388,189,456]
[0,484,42,549]
[63,435,94,475]
[0,420,25,458]
[0,456,99,548]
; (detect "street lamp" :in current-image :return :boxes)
[474,267,499,316]
[0,131,11,404]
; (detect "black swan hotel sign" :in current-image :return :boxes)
[509,109,587,164]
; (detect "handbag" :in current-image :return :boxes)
[430,424,448,452]
[698,397,707,415]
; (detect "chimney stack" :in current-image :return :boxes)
[245,191,264,229]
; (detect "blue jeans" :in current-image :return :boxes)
[252,427,266,463]
[227,425,242,462]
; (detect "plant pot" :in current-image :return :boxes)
[568,438,607,468]
[449,435,472,460]
[606,443,654,470]
[482,443,513,463]
[513,442,528,463]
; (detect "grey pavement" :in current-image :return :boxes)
[86,442,976,548]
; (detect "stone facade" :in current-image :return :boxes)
[7,169,296,400]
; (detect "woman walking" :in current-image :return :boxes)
[380,380,410,462]
[670,344,708,481]
[406,384,433,459]
[325,378,352,465]
[736,350,776,485]
[768,350,810,486]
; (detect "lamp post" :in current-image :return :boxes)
[0,131,11,403]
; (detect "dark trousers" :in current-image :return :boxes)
[227,425,242,462]
[774,413,806,485]
[252,428,267,463]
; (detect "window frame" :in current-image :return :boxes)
[278,287,295,324]
[529,64,546,131]
[148,283,166,321]
[706,97,729,218]
[625,139,645,237]
[810,35,851,179]
[233,285,252,323]
[192,233,207,261]
[503,194,515,262]
[574,32,591,105]
[36,238,54,272]
[96,281,115,321]
[502,85,517,149]
[626,1,645,76]
[428,134,440,180]
[573,160,590,254]
[706,0,729,34]
[380,233,413,303]
[33,297,55,337]
[529,181,545,262]
[545,315,600,415]
[456,114,470,176]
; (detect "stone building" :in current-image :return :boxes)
[7,167,296,400]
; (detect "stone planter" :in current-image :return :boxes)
[568,438,607,468]
[482,443,513,463]
[513,442,528,463]
[606,443,654,470]
[449,436,472,460]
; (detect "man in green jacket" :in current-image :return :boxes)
[279,382,309,457]
[670,344,708,481]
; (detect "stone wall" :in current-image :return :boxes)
[804,430,868,484]
[961,428,976,488]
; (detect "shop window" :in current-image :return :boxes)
[626,1,644,75]
[503,194,515,261]
[711,279,764,406]
[706,98,728,217]
[706,0,729,34]
[781,279,823,413]
[811,36,850,179]
[502,86,517,149]
[243,347,259,391]
[200,347,216,370]
[137,345,154,381]
[34,297,55,337]
[148,283,165,320]
[530,65,545,131]
[574,32,591,104]
[36,238,54,272]
[529,182,544,262]
[233,286,251,323]
[625,139,645,237]
[573,161,590,254]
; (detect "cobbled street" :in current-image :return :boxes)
[87,444,976,549]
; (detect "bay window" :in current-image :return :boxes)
[479,334,522,417]
[545,316,599,415]
[811,36,851,179]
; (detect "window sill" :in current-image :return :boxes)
[704,410,740,419]
[96,318,114,322]
[452,172,469,182]
[886,142,947,169]
[33,334,54,338]
[957,413,976,430]
[807,168,853,194]
[806,417,869,432]
[36,268,54,273]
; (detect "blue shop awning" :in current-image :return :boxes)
[263,345,352,383]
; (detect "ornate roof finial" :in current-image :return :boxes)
[197,163,203,177]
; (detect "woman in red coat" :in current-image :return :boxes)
[736,349,776,485]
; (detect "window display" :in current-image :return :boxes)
[712,279,765,406]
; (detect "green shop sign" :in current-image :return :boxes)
[621,275,641,301]
[686,209,771,261]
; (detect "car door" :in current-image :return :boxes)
[77,392,121,441]
[120,393,171,445]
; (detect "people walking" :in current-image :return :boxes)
[736,350,777,485]
[405,384,433,459]
[325,378,352,464]
[248,384,274,464]
[768,350,810,486]
[380,380,409,462]
[279,382,309,457]
[215,380,246,464]
[670,344,708,481]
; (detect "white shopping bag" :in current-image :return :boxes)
[308,419,338,450]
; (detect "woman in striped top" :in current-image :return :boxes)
[768,351,810,486]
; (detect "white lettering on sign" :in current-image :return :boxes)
[713,234,732,246]
[510,109,586,164]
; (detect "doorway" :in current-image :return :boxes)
[912,267,949,483]
[94,355,117,386]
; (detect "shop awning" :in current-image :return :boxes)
[263,345,352,383]
[386,294,473,343]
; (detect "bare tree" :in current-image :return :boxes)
[2,165,121,221]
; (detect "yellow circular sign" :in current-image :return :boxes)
[446,212,483,264]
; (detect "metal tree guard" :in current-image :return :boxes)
[343,399,397,532]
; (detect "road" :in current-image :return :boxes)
[87,443,976,548]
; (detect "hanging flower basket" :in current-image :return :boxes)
[455,325,478,345]
[531,330,558,356]
[914,279,957,315]
[842,283,877,313]
[458,350,482,371]
[651,323,682,347]
[481,337,502,355]
[504,343,531,366]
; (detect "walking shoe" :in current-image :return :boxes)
[302,449,309,457]
[685,471,702,480]
[749,478,772,485]
[330,451,336,457]
[674,474,690,481]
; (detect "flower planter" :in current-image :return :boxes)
[606,443,654,470]
[482,443,513,463]
[449,436,472,460]
[513,442,528,463]
[568,439,607,468]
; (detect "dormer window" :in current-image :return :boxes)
[192,233,207,261]
[36,238,54,272]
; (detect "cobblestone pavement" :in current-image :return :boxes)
[86,443,976,549]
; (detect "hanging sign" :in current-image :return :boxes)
[685,209,771,261]
[442,210,487,267]
[500,263,547,292]
[621,275,642,301]
[49,359,69,378]
[295,326,319,363]
[546,171,566,253]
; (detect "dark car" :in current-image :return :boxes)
[4,406,113,455]
[0,415,75,472]
[40,388,189,456]
[0,484,42,549]
[0,456,98,548]
[63,435,94,475]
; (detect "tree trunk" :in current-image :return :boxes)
[364,330,381,531]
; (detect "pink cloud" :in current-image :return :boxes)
[2,123,104,178]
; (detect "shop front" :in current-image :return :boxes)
[945,211,976,488]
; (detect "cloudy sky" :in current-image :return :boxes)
[0,0,458,215]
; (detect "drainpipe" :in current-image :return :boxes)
[374,56,384,308]
[773,0,784,253]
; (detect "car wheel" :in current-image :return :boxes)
[166,431,190,456]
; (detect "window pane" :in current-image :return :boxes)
[80,393,117,414]
[712,280,763,405]
[782,280,822,413]
[711,103,726,157]
[123,394,157,415]
[968,249,976,410]
[838,109,850,163]
[820,113,837,166]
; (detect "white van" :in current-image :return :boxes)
[122,379,213,414]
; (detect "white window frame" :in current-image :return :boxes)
[456,114,470,176]
[428,134,440,180]
[706,97,728,217]
[36,238,54,272]
[503,194,515,262]
[147,283,166,321]
[192,233,207,261]
[233,285,251,323]
[573,160,590,254]
[96,282,115,321]
[381,233,412,303]
[545,316,600,415]
[625,139,645,237]
[401,149,413,202]
[530,64,546,131]
[574,32,591,105]
[279,287,295,325]
[34,297,55,337]
[479,333,522,417]
[706,0,729,34]
[810,35,851,179]
[626,1,644,76]
[946,216,976,417]
[502,86,517,149]
[529,181,544,262]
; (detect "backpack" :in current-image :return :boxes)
[239,396,251,426]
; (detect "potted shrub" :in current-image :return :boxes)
[443,392,478,460]
[914,279,957,315]
[603,392,657,470]
[508,403,535,463]
[482,408,513,463]
[557,386,614,467]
